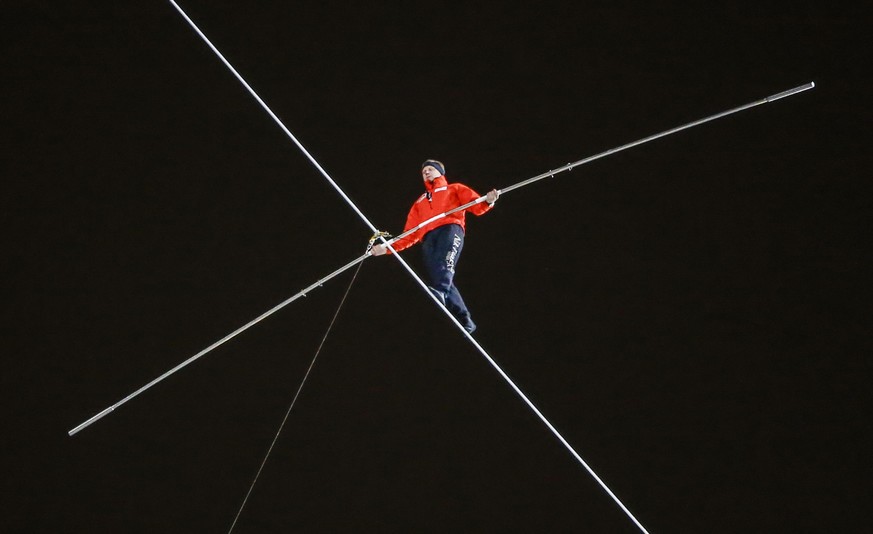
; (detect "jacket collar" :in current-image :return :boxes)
[424,175,448,192]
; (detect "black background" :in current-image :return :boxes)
[4,2,870,533]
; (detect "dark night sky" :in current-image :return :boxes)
[4,2,870,533]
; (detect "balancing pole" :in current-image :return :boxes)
[379,82,815,251]
[500,83,814,195]
[67,252,370,437]
[69,82,814,436]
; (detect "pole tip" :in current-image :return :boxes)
[68,406,115,437]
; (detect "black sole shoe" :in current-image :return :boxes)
[427,286,447,306]
[463,318,477,334]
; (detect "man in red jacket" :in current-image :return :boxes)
[371,159,499,333]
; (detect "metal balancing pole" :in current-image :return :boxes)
[69,82,815,437]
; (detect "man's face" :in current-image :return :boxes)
[421,165,442,182]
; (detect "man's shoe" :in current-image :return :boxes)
[462,316,477,334]
[427,286,447,306]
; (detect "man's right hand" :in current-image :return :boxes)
[370,244,387,256]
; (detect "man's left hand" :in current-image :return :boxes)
[486,189,499,204]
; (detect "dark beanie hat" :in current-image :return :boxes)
[421,159,445,176]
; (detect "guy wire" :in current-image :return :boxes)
[227,249,369,533]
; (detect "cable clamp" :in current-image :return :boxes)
[366,230,392,252]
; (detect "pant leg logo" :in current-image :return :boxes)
[445,233,461,274]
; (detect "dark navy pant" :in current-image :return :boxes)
[421,223,471,322]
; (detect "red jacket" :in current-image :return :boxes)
[389,176,493,253]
